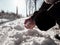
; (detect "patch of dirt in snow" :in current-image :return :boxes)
[0,18,60,45]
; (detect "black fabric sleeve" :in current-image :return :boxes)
[31,1,51,20]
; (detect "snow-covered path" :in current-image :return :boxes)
[0,18,60,45]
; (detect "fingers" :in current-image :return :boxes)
[25,24,32,29]
[25,23,35,29]
[24,18,35,29]
[24,19,28,24]
[24,21,32,29]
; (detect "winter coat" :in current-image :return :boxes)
[31,1,60,31]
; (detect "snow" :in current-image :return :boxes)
[0,19,9,22]
[0,17,60,45]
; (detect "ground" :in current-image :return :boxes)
[0,17,60,45]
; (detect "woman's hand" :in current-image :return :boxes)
[24,18,35,29]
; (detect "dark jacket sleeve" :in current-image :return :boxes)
[31,1,51,20]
